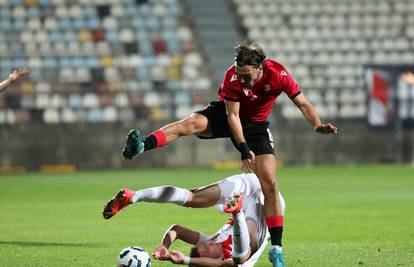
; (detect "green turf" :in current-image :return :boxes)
[0,165,413,266]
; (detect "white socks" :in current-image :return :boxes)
[232,210,250,260]
[132,186,190,205]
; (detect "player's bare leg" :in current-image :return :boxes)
[254,154,286,267]
[122,113,212,159]
[130,183,220,208]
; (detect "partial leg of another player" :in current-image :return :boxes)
[103,183,221,219]
[122,113,211,159]
[224,194,253,264]
[254,154,286,267]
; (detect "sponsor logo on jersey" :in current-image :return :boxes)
[280,70,288,76]
[243,88,250,96]
[230,74,238,82]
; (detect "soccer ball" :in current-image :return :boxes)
[117,246,151,267]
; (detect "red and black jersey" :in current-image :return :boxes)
[218,59,301,122]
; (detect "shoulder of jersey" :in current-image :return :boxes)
[225,65,241,85]
[264,59,289,78]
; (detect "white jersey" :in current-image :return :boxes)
[199,173,286,266]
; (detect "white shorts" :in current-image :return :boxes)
[216,173,286,216]
[215,173,286,267]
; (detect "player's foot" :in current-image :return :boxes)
[269,245,286,267]
[122,129,145,160]
[224,194,243,214]
[103,188,134,220]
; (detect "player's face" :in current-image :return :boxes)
[196,243,223,259]
[235,64,263,88]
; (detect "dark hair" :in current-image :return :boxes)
[189,246,200,258]
[234,40,266,67]
[189,247,200,267]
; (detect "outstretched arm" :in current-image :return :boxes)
[168,250,236,267]
[0,68,29,93]
[292,93,338,134]
[225,100,255,172]
[153,224,201,260]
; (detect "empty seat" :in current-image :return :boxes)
[87,108,103,122]
[103,106,117,122]
[35,94,50,109]
[61,108,76,123]
[83,93,99,108]
[68,94,83,108]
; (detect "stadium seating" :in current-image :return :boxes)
[233,0,414,119]
[0,0,212,124]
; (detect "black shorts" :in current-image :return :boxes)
[194,101,274,155]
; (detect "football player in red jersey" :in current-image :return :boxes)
[0,68,29,94]
[122,40,337,266]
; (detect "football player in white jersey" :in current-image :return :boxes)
[103,173,286,266]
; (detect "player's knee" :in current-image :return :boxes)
[233,254,248,264]
[262,181,277,196]
[183,192,194,207]
[233,256,245,264]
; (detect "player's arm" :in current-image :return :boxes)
[153,224,201,260]
[292,93,337,134]
[225,100,255,172]
[168,250,237,267]
[0,68,29,93]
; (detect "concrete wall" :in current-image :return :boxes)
[0,118,412,171]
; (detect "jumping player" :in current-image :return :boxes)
[121,40,337,266]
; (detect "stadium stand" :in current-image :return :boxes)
[0,0,212,124]
[186,0,242,82]
[233,0,414,119]
[1,0,414,169]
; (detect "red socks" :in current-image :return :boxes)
[266,215,284,228]
[151,130,167,148]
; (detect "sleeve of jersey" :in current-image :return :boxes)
[280,70,301,99]
[197,233,211,244]
[221,73,240,102]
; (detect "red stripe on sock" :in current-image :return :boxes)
[266,215,284,228]
[152,130,166,148]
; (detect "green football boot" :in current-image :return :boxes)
[122,129,145,160]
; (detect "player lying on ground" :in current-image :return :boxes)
[103,173,285,266]
[0,68,29,94]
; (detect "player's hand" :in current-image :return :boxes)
[241,151,255,173]
[168,250,185,264]
[152,245,169,260]
[402,71,414,84]
[9,68,29,83]
[314,123,338,134]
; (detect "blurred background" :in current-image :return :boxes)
[0,0,414,172]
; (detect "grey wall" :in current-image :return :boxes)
[1,117,412,171]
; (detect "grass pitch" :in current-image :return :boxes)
[0,165,413,266]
